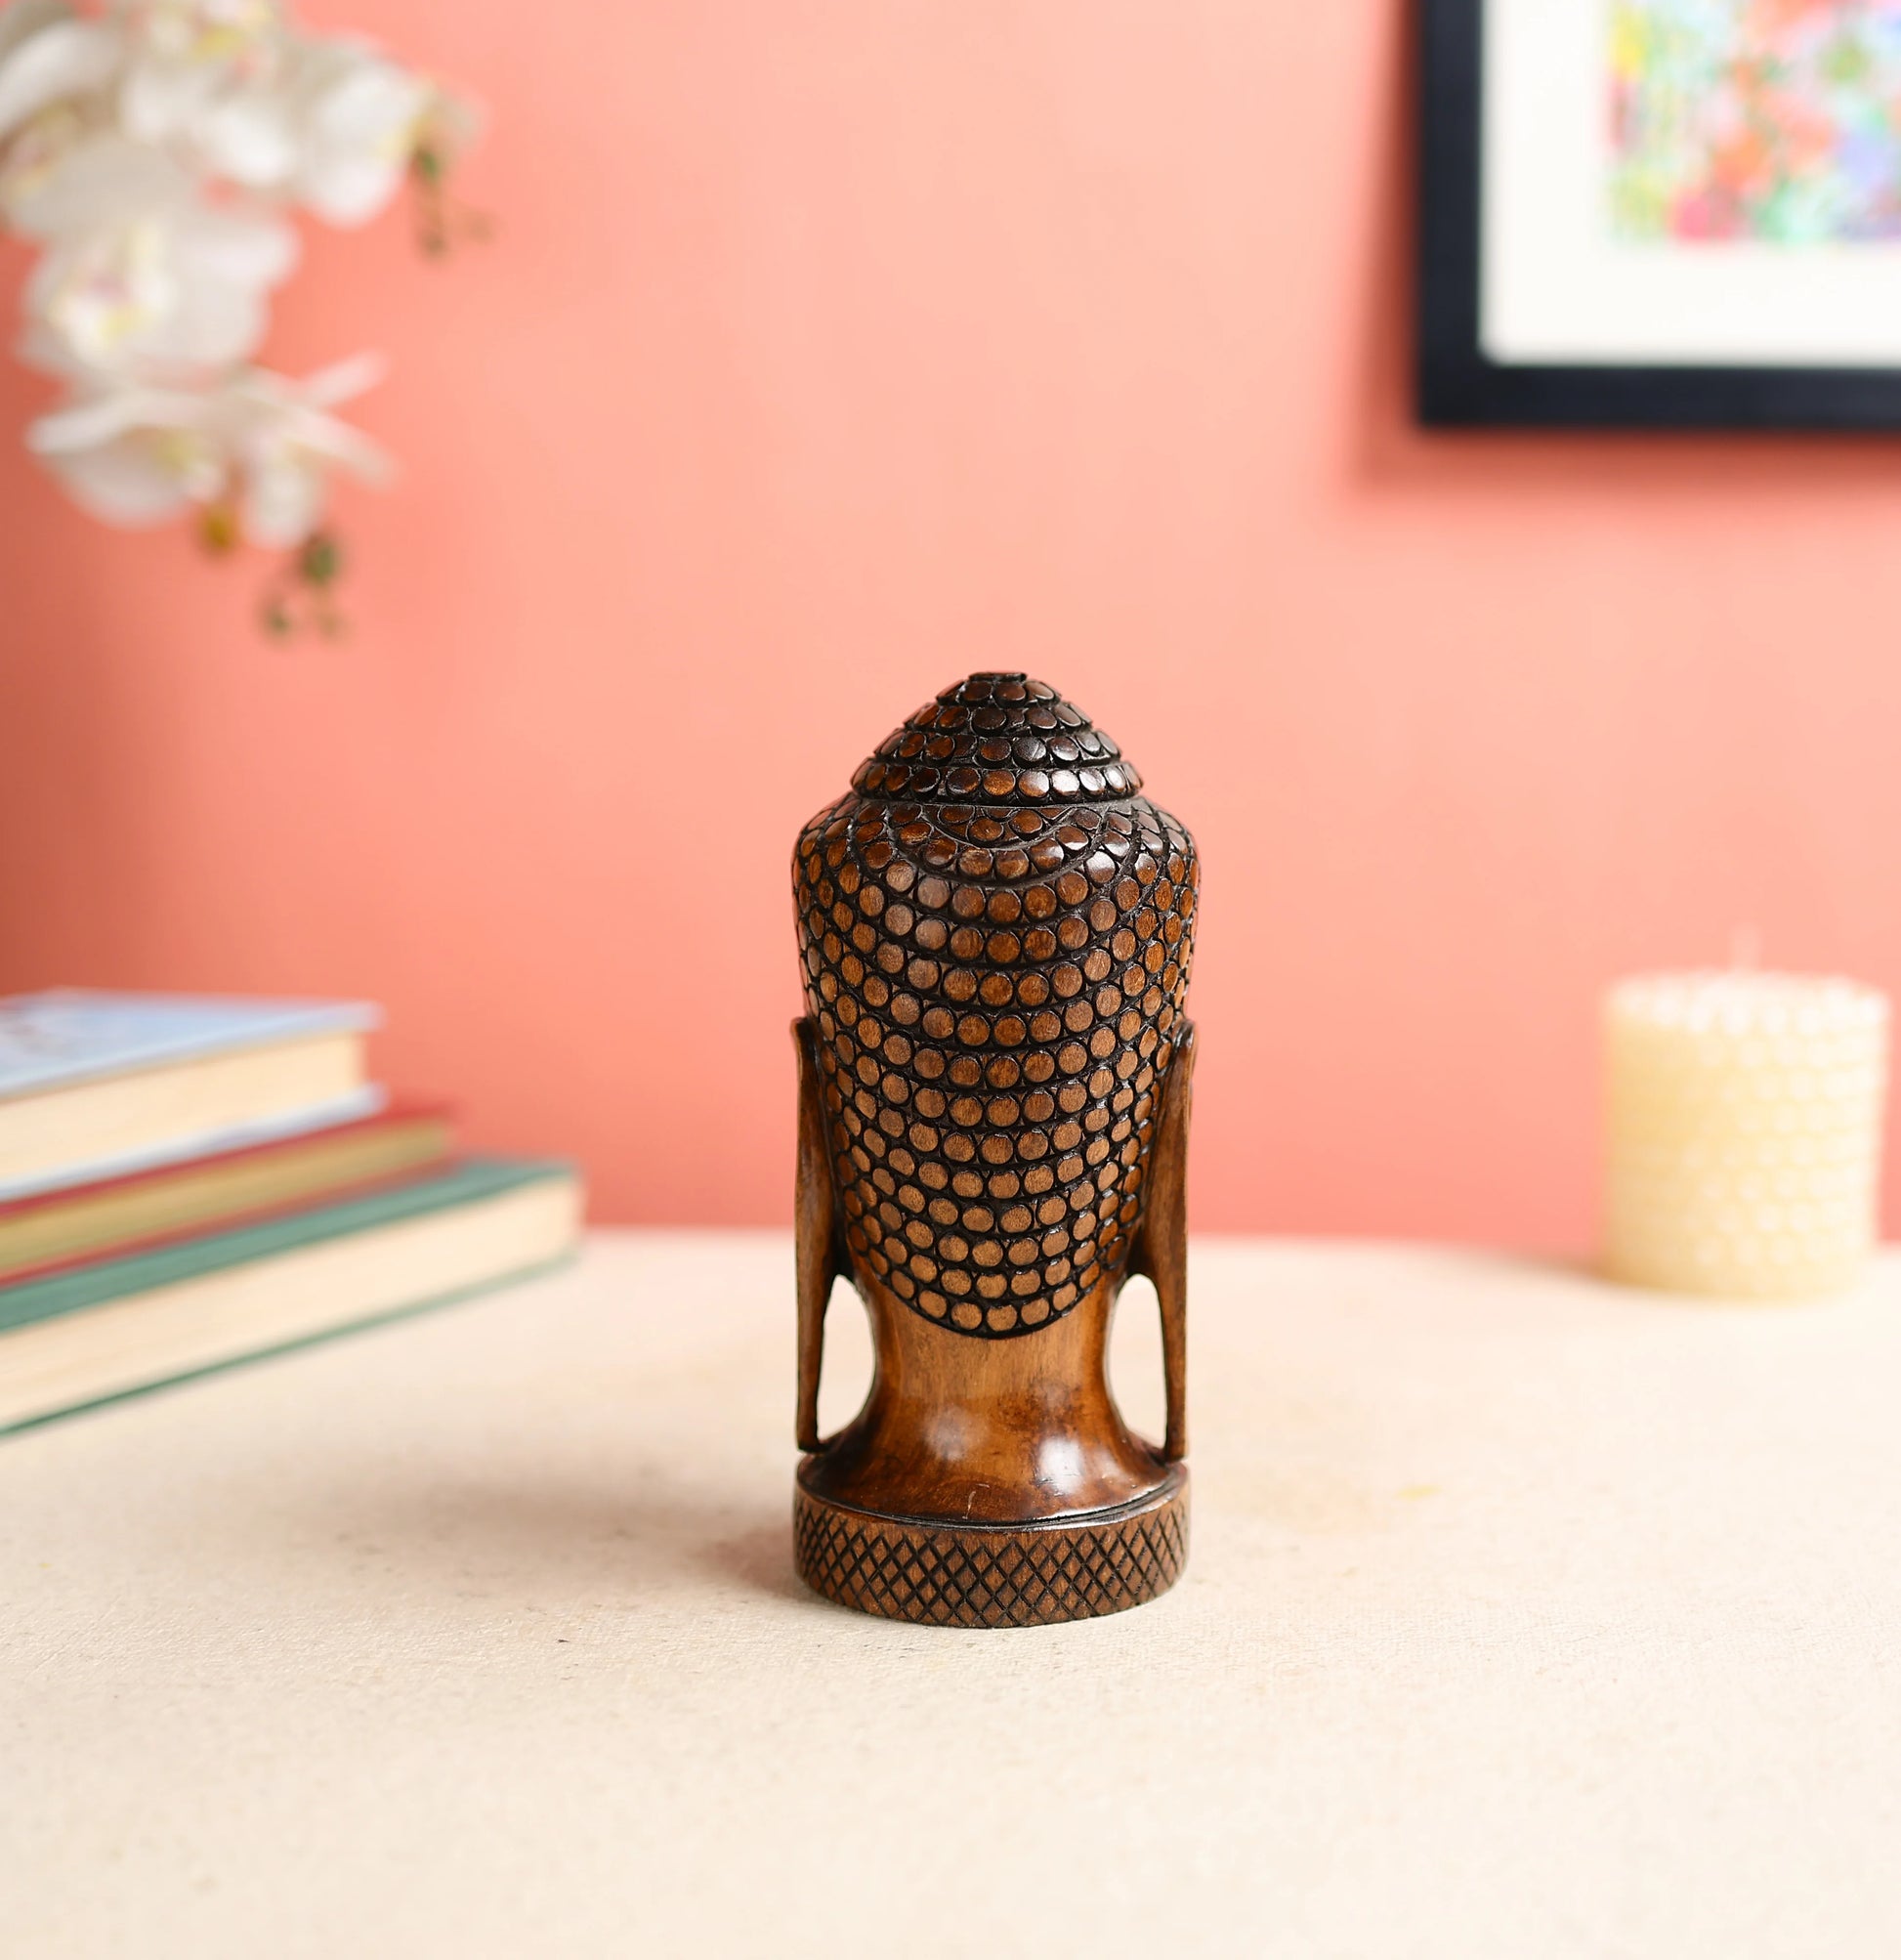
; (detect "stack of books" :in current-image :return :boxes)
[0,991,579,1434]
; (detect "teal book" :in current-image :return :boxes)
[0,1157,579,1435]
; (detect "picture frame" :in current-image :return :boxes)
[1417,0,1901,431]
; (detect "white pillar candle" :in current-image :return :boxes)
[1603,971,1890,1298]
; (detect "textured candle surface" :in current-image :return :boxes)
[1604,972,1890,1298]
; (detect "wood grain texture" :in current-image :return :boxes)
[1132,1019,1196,1463]
[790,673,1199,1625]
[792,1017,841,1453]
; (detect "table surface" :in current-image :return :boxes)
[7,1231,1900,1958]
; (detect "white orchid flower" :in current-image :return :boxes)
[114,0,281,76]
[16,132,294,374]
[284,38,430,225]
[108,5,449,223]
[0,95,91,218]
[0,2,119,145]
[113,2,280,137]
[23,200,295,373]
[112,0,304,188]
[5,121,169,232]
[28,351,389,542]
[0,0,121,217]
[222,352,390,544]
[24,375,218,519]
[0,0,480,623]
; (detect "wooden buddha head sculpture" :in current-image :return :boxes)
[790,672,1199,1626]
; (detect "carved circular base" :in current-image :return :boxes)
[793,1464,1189,1628]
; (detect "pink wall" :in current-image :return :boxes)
[6,0,1901,1246]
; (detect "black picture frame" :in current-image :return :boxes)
[1415,0,1901,431]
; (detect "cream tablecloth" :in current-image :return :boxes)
[7,1232,1899,1957]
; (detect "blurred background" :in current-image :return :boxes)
[5,0,1900,1246]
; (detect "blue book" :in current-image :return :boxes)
[0,991,384,1202]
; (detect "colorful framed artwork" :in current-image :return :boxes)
[1418,0,1901,427]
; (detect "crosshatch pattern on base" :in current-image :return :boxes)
[792,673,1200,1341]
[793,1474,1190,1628]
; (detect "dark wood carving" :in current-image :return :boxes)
[791,672,1200,1626]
